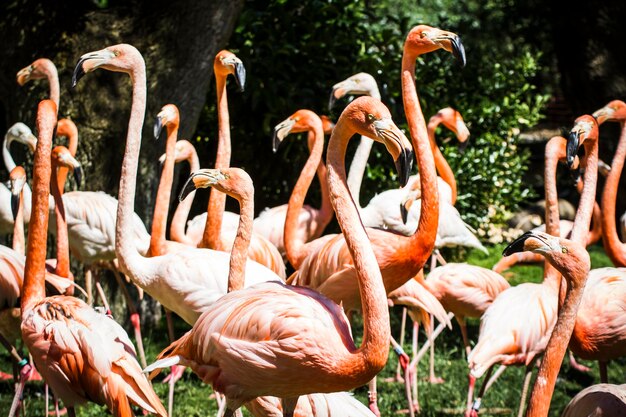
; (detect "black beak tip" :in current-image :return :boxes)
[272,131,282,154]
[10,195,19,222]
[400,203,409,224]
[566,133,580,169]
[72,59,87,88]
[569,167,581,186]
[458,138,469,154]
[502,231,532,257]
[328,92,337,110]
[179,176,197,202]
[451,36,466,67]
[395,149,414,187]
[73,167,83,189]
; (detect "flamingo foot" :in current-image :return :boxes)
[428,376,445,384]
[368,391,381,417]
[163,365,185,384]
[47,408,67,416]
[382,375,404,383]
[0,371,13,380]
[464,411,478,417]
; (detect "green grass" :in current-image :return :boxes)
[1,244,624,416]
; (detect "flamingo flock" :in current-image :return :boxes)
[0,17,624,417]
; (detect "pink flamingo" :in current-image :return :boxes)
[20,99,167,417]
[244,392,375,417]
[181,51,286,278]
[251,112,334,259]
[166,140,200,246]
[145,94,411,416]
[72,44,282,325]
[16,58,59,109]
[0,124,37,235]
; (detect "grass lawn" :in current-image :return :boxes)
[0,244,623,416]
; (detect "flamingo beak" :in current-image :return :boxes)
[272,118,296,153]
[16,66,33,86]
[395,148,414,188]
[234,61,246,92]
[73,166,83,189]
[400,201,409,224]
[598,159,611,177]
[72,49,116,87]
[433,32,466,67]
[154,116,164,140]
[373,119,414,187]
[10,194,20,221]
[179,169,227,201]
[458,137,470,153]
[503,230,553,256]
[566,130,580,169]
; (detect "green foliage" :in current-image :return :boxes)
[197,0,549,235]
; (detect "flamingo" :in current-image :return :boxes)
[179,51,285,278]
[72,44,283,326]
[502,231,591,417]
[0,123,37,235]
[16,58,60,109]
[20,99,167,417]
[251,112,334,259]
[563,104,626,382]
[271,109,334,268]
[560,383,626,417]
[145,94,412,417]
[288,24,465,313]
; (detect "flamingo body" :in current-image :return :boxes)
[245,392,375,417]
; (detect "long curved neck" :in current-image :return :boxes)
[22,105,55,313]
[401,53,439,268]
[148,123,178,256]
[576,179,602,246]
[170,148,200,245]
[543,137,565,289]
[56,126,78,192]
[202,74,230,250]
[427,116,457,204]
[346,90,381,208]
[45,67,60,110]
[316,136,334,235]
[285,122,325,268]
[570,140,598,243]
[525,265,586,417]
[327,119,389,376]
[50,163,70,279]
[115,63,148,275]
[601,121,626,265]
[12,190,25,255]
[228,184,254,292]
[3,138,32,204]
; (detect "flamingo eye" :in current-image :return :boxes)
[561,247,568,254]
[367,114,376,122]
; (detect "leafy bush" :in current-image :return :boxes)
[196,0,549,234]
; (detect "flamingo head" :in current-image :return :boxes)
[343,96,414,186]
[329,72,380,109]
[9,166,26,221]
[503,230,589,283]
[321,115,335,135]
[592,100,626,125]
[5,123,37,153]
[215,50,246,92]
[180,168,252,203]
[160,140,193,165]
[437,107,470,151]
[400,189,421,224]
[566,115,597,169]
[404,25,466,66]
[52,146,83,187]
[272,109,322,153]
[56,119,78,145]
[73,44,143,87]
[16,58,56,86]
[154,104,180,139]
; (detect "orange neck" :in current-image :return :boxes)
[315,133,333,236]
[225,176,254,292]
[50,161,71,280]
[601,121,626,266]
[202,74,230,250]
[399,52,439,272]
[543,137,566,289]
[284,116,326,268]
[327,117,389,382]
[575,179,602,246]
[12,190,25,256]
[570,140,599,244]
[148,121,178,256]
[427,115,457,204]
[22,101,57,313]
[525,255,588,417]
[170,146,200,245]
[55,120,79,192]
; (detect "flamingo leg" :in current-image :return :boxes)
[404,363,416,417]
[459,318,471,358]
[84,267,93,305]
[466,364,494,417]
[517,363,533,417]
[411,312,454,367]
[367,377,381,417]
[599,360,608,383]
[165,308,176,342]
[411,321,419,412]
[393,308,408,382]
[483,364,507,394]
[428,316,444,384]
